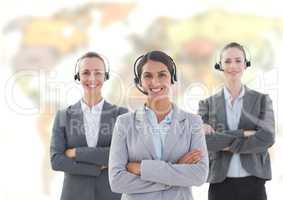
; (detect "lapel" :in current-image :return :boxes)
[96,101,114,146]
[214,90,228,131]
[162,105,187,161]
[67,101,87,146]
[238,86,257,128]
[134,105,187,160]
[134,107,157,159]
[213,86,258,130]
[67,100,115,147]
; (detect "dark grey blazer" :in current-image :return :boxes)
[198,86,275,183]
[50,100,128,200]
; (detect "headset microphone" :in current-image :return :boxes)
[135,82,148,95]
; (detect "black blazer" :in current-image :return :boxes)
[50,100,128,200]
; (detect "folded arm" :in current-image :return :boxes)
[229,95,275,153]
[50,111,101,176]
[198,100,244,152]
[109,116,171,194]
[75,146,109,166]
[140,116,208,187]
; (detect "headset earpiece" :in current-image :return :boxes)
[246,60,251,67]
[173,71,177,82]
[214,62,222,71]
[105,72,109,80]
[171,60,177,83]
[133,55,144,86]
[74,73,80,81]
[134,77,139,85]
[133,56,147,95]
[74,58,80,82]
[100,54,110,80]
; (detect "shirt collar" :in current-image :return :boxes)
[144,105,173,125]
[81,99,104,113]
[223,85,245,101]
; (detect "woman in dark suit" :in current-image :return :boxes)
[50,52,127,200]
[198,42,275,200]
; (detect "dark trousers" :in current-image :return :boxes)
[208,176,267,200]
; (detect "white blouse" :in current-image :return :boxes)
[80,99,104,147]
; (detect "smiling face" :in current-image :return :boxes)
[140,60,172,100]
[220,47,246,84]
[78,57,105,94]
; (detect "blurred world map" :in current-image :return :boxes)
[1,0,283,199]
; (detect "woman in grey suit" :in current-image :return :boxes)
[50,52,128,200]
[109,50,208,200]
[198,42,275,200]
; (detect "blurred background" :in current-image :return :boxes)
[0,0,282,199]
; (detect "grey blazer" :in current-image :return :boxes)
[50,100,128,200]
[198,86,275,183]
[109,105,209,200]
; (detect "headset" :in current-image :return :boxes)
[214,42,251,71]
[133,50,177,95]
[74,52,110,81]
